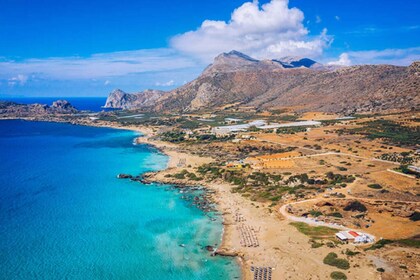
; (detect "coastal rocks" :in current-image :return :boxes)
[214,248,239,257]
[205,245,215,252]
[117,174,133,179]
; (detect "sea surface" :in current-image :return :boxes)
[0,120,240,280]
[0,97,108,112]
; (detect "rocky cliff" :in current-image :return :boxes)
[104,89,166,110]
[104,51,420,114]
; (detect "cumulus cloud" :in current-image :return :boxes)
[329,47,420,66]
[327,53,351,66]
[171,0,331,61]
[315,15,322,24]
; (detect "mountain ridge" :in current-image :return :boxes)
[104,51,420,114]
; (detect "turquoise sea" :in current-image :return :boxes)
[0,120,240,280]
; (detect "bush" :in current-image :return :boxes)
[328,212,343,218]
[310,210,323,217]
[323,253,350,270]
[311,242,323,248]
[409,211,420,222]
[367,184,382,189]
[344,249,359,256]
[365,239,394,251]
[330,271,347,280]
[343,201,367,212]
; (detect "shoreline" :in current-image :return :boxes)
[1,118,383,280]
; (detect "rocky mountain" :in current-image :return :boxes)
[0,100,78,117]
[104,51,420,114]
[104,89,165,110]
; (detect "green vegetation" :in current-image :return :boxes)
[395,165,420,178]
[197,163,356,202]
[160,131,186,143]
[323,253,350,270]
[397,239,420,248]
[311,240,324,248]
[276,126,307,134]
[343,201,367,212]
[367,184,382,189]
[171,170,202,181]
[330,271,347,280]
[344,249,360,256]
[290,222,338,239]
[338,120,419,146]
[379,152,417,165]
[365,239,394,250]
[409,211,420,222]
[310,210,323,217]
[328,212,343,218]
[365,238,420,250]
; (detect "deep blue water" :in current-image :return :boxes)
[0,97,108,112]
[0,120,239,280]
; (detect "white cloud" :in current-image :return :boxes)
[8,74,28,86]
[316,15,322,24]
[104,80,111,85]
[327,53,351,66]
[155,80,175,87]
[0,49,198,80]
[171,0,331,61]
[348,47,420,65]
[327,47,420,66]
[335,16,340,21]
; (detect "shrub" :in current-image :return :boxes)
[310,210,323,217]
[409,211,420,222]
[365,239,394,251]
[311,242,323,248]
[368,184,382,189]
[323,253,350,270]
[343,201,367,212]
[328,212,343,218]
[330,271,347,280]
[344,249,359,256]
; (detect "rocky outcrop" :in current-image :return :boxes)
[104,51,420,114]
[0,100,77,117]
[51,100,78,113]
[104,89,166,109]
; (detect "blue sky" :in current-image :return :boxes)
[1,0,419,97]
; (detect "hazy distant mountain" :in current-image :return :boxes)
[104,89,166,110]
[104,51,420,114]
